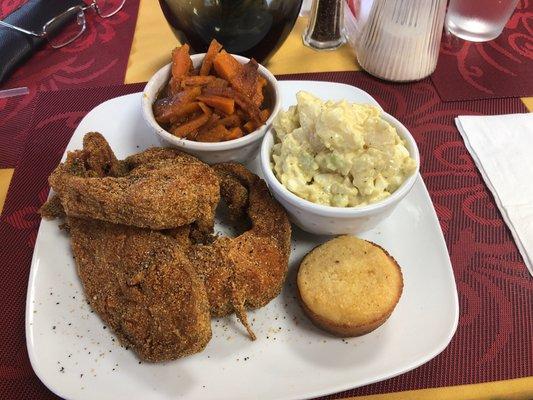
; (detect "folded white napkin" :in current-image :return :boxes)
[456,113,533,276]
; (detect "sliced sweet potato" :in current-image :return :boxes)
[198,101,211,114]
[243,120,257,133]
[260,108,270,122]
[206,78,229,89]
[169,44,192,94]
[217,114,241,128]
[203,86,262,124]
[171,44,192,79]
[168,102,201,123]
[225,127,244,141]
[213,53,264,107]
[155,39,269,142]
[170,104,212,138]
[195,113,221,138]
[196,124,229,142]
[200,39,223,76]
[213,50,241,81]
[181,75,216,87]
[238,59,264,106]
[197,95,235,115]
[153,86,202,124]
[170,113,210,138]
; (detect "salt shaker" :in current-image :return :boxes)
[303,0,346,50]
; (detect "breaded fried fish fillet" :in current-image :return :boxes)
[47,140,220,232]
[69,217,212,362]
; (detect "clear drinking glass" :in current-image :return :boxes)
[445,0,520,42]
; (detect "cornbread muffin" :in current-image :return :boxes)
[297,236,403,337]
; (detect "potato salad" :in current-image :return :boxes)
[271,91,417,207]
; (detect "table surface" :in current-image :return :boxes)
[1,1,532,399]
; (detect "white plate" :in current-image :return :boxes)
[26,81,459,400]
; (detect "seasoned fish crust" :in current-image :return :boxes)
[69,218,212,362]
[49,154,219,232]
[190,162,291,338]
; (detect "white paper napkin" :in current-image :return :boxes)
[455,113,533,276]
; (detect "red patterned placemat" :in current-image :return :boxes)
[0,73,531,399]
[0,0,140,169]
[430,0,533,102]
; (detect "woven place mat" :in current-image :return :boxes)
[0,73,531,400]
[0,0,140,169]
[431,0,533,102]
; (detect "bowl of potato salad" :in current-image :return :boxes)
[260,91,419,235]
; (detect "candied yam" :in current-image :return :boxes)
[260,108,270,122]
[225,127,244,141]
[213,50,242,81]
[168,102,200,123]
[214,54,263,107]
[198,102,211,114]
[217,114,241,128]
[156,39,269,142]
[170,112,211,138]
[171,44,192,80]
[200,39,223,76]
[238,59,263,106]
[196,124,229,142]
[196,114,221,138]
[197,95,235,115]
[206,78,229,89]
[243,120,257,133]
[181,75,216,87]
[202,87,262,123]
[153,86,202,124]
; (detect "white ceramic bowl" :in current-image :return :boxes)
[260,112,420,235]
[142,53,280,164]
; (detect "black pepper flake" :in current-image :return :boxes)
[103,326,107,329]
[80,374,83,378]
[56,302,60,305]
[138,361,141,365]
[59,367,65,373]
[52,326,56,330]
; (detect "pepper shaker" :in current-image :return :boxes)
[303,0,346,50]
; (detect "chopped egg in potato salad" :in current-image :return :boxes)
[271,91,417,207]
